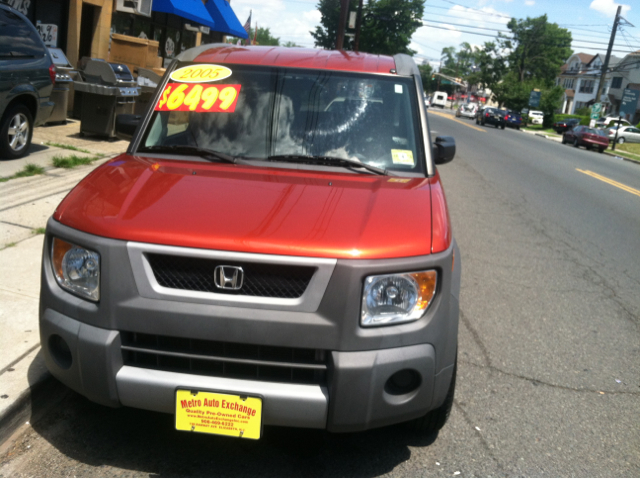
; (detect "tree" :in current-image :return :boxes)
[465,41,505,95]
[251,27,280,46]
[500,15,572,84]
[358,0,424,55]
[282,41,302,48]
[311,0,359,50]
[312,0,424,55]
[418,62,433,93]
[227,26,280,46]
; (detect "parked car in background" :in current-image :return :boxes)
[562,125,608,152]
[528,110,544,125]
[424,96,430,108]
[476,106,505,129]
[455,103,477,119]
[608,125,640,144]
[432,91,447,108]
[552,118,580,133]
[595,117,631,128]
[503,110,522,129]
[0,3,55,159]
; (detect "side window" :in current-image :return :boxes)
[0,9,45,57]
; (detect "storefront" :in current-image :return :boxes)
[0,0,247,70]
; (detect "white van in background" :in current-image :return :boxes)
[528,110,544,125]
[432,91,448,108]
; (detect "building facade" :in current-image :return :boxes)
[0,0,247,70]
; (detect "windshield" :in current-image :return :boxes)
[141,63,425,174]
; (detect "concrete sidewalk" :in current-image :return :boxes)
[0,121,124,435]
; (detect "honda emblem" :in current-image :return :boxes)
[214,265,244,290]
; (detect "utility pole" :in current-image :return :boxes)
[336,0,349,50]
[354,0,364,53]
[594,5,621,113]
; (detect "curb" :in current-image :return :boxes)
[0,349,53,446]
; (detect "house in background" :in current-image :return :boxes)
[556,53,622,115]
[606,50,640,124]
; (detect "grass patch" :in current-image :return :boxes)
[0,163,46,181]
[607,144,640,162]
[33,227,46,235]
[45,142,92,154]
[522,125,561,136]
[52,154,101,169]
[5,242,16,248]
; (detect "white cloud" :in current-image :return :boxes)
[525,0,535,6]
[589,0,631,18]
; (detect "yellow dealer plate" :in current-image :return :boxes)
[175,389,263,440]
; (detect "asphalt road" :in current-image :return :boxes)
[0,111,638,477]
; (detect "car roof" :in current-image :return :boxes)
[184,45,397,74]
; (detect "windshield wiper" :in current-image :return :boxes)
[138,145,237,164]
[267,155,387,176]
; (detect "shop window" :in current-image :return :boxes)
[112,11,134,36]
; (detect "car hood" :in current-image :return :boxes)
[54,155,437,259]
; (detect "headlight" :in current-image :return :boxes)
[51,238,100,301]
[361,270,437,326]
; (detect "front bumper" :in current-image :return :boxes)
[41,309,451,431]
[39,219,460,432]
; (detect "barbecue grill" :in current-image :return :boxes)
[74,60,140,138]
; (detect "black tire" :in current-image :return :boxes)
[617,137,625,144]
[501,124,505,129]
[562,136,566,144]
[598,148,604,153]
[573,138,580,148]
[0,104,33,160]
[407,356,457,435]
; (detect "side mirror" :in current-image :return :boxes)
[115,114,142,142]
[433,136,455,164]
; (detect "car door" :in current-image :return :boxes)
[625,127,640,143]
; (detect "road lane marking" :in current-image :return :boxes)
[576,169,640,199]
[428,110,486,133]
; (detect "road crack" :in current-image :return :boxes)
[460,359,640,396]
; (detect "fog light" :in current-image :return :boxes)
[385,369,421,395]
[49,334,72,369]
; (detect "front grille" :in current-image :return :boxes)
[121,332,328,385]
[146,253,315,298]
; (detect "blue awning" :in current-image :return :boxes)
[152,0,216,30]
[203,0,248,39]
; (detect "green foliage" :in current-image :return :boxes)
[311,0,359,50]
[250,27,280,46]
[45,142,92,154]
[282,41,302,48]
[418,63,433,93]
[52,154,100,169]
[574,107,591,117]
[539,85,565,127]
[499,15,572,85]
[33,227,46,235]
[15,163,44,178]
[312,0,423,55]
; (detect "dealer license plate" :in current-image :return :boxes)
[175,389,263,439]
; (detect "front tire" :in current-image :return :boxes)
[407,357,457,436]
[0,104,33,159]
[573,138,580,148]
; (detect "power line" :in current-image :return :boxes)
[418,24,636,54]
[419,20,640,49]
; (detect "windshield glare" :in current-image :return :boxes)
[141,64,424,173]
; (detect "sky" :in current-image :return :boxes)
[227,0,639,68]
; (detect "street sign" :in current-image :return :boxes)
[529,90,541,108]
[620,88,639,120]
[590,103,602,120]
